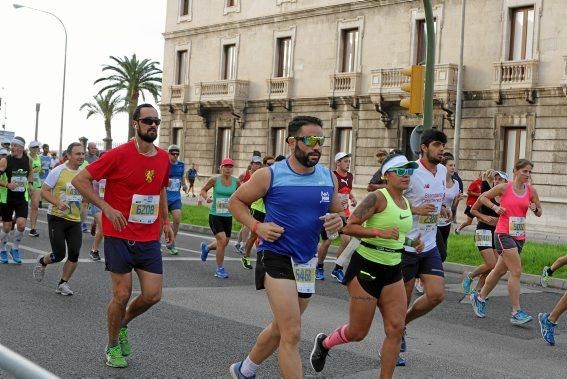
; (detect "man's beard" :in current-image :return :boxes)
[138,128,158,143]
[294,148,320,167]
[425,150,441,165]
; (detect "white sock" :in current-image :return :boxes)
[0,230,8,251]
[13,230,24,249]
[239,356,259,378]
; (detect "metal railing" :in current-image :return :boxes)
[0,343,59,379]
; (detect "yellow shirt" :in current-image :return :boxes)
[44,163,82,222]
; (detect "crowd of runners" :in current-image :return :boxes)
[1,106,566,377]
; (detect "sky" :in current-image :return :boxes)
[0,0,166,152]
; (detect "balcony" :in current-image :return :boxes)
[493,60,539,90]
[168,84,189,104]
[368,64,458,102]
[329,72,361,97]
[194,80,249,104]
[266,77,293,99]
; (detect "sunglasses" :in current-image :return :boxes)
[266,162,274,166]
[387,168,414,176]
[169,152,179,156]
[291,136,325,147]
[138,117,161,126]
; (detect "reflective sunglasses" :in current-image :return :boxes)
[291,136,325,147]
[138,117,161,126]
[387,167,414,176]
[169,152,179,156]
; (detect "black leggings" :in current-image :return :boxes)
[436,224,451,262]
[47,215,82,263]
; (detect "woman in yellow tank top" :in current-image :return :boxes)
[309,153,424,378]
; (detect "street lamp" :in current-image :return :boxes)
[13,3,67,155]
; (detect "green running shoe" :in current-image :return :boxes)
[105,345,127,368]
[241,256,253,270]
[119,327,131,357]
[166,245,179,255]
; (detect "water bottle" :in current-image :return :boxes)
[324,213,339,240]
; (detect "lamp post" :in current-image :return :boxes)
[13,3,67,155]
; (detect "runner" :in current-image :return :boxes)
[0,137,33,265]
[28,141,42,237]
[400,129,450,364]
[538,290,567,346]
[316,151,357,282]
[241,155,275,270]
[540,255,567,287]
[72,103,173,368]
[186,163,198,197]
[455,171,482,234]
[164,144,186,255]
[310,153,422,377]
[470,159,542,325]
[367,149,389,192]
[435,155,461,262]
[235,155,262,254]
[199,158,239,278]
[462,170,508,294]
[227,115,343,379]
[32,142,85,295]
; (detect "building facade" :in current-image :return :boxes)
[160,0,567,231]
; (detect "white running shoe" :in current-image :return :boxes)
[56,282,74,296]
[33,257,46,282]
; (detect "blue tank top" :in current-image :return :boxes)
[166,161,185,202]
[259,160,335,264]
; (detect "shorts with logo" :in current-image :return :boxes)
[401,246,445,282]
[344,251,402,299]
[251,208,266,223]
[255,250,313,299]
[104,236,163,274]
[168,198,182,212]
[476,227,496,252]
[494,233,525,254]
[1,200,28,220]
[208,214,232,237]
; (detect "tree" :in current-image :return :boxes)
[94,54,162,139]
[80,90,127,150]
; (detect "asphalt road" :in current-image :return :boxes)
[0,210,565,378]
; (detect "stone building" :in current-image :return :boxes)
[159,0,567,231]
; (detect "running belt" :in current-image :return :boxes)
[359,241,403,253]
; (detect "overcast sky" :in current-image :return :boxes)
[0,0,166,151]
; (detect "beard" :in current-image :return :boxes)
[425,150,441,165]
[294,148,321,167]
[138,127,158,143]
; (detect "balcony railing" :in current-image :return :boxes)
[493,60,539,89]
[169,84,188,103]
[329,72,361,96]
[267,77,293,99]
[368,64,458,99]
[195,80,249,102]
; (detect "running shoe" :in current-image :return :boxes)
[0,250,8,264]
[105,345,128,368]
[165,244,178,255]
[396,355,406,367]
[215,267,229,279]
[538,313,556,346]
[81,222,88,233]
[471,292,486,318]
[234,242,244,255]
[33,257,46,282]
[309,333,329,373]
[316,267,325,281]
[56,282,74,296]
[400,328,406,352]
[462,272,473,294]
[510,309,532,325]
[9,248,22,264]
[331,268,345,283]
[229,361,256,379]
[119,327,131,356]
[540,266,551,288]
[89,250,101,261]
[200,242,209,261]
[415,279,424,294]
[29,229,39,237]
[241,256,253,270]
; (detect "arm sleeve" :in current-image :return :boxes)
[43,165,64,189]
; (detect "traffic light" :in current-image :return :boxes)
[400,65,424,114]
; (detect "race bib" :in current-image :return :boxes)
[509,217,526,238]
[475,229,492,247]
[11,175,27,192]
[167,178,181,192]
[65,183,82,202]
[418,213,439,233]
[129,194,159,224]
[98,180,106,198]
[215,198,229,215]
[291,257,317,294]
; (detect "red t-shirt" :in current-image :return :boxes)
[466,178,482,207]
[334,170,353,216]
[86,141,169,242]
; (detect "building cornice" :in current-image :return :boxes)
[163,0,415,39]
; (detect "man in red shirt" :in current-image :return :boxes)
[72,104,173,369]
[456,172,482,234]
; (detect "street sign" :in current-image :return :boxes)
[410,125,423,156]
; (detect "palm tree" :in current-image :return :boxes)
[80,91,127,150]
[94,54,162,139]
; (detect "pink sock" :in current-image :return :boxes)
[323,325,349,349]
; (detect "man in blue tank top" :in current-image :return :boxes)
[227,116,345,379]
[165,145,186,255]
